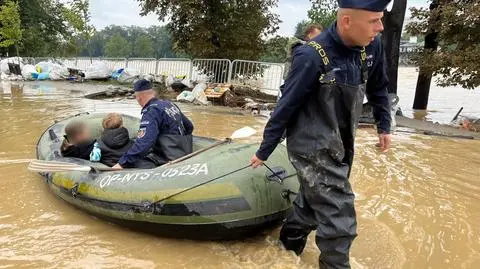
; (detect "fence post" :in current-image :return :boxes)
[125,58,129,68]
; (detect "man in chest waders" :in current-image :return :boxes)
[250,0,393,268]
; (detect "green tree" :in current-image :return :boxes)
[260,35,289,63]
[407,0,479,109]
[62,0,95,57]
[104,33,130,57]
[146,26,176,58]
[307,0,338,29]
[0,0,22,56]
[137,0,281,60]
[18,0,69,56]
[134,34,154,58]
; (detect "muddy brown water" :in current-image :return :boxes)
[0,80,479,269]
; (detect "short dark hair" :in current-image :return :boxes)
[303,24,323,39]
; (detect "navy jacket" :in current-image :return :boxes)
[257,23,391,161]
[119,98,193,166]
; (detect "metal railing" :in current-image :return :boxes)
[230,60,284,93]
[157,58,191,78]
[190,59,232,84]
[101,58,127,71]
[1,56,288,94]
[127,58,157,75]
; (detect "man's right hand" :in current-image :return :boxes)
[250,154,264,168]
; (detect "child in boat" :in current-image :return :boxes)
[98,113,133,167]
[61,121,97,161]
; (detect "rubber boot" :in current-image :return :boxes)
[279,224,309,256]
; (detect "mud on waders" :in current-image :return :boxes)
[279,40,368,269]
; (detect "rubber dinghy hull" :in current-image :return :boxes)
[35,112,299,240]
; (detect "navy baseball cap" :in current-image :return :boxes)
[338,0,391,12]
[133,79,152,92]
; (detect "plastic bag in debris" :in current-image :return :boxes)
[111,68,124,80]
[49,63,69,80]
[191,82,209,105]
[176,91,195,102]
[84,61,111,80]
[21,65,37,80]
[35,61,54,73]
[0,73,23,81]
[1,57,24,75]
[118,68,140,83]
[36,72,49,80]
[166,74,175,87]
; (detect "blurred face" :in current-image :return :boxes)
[306,28,322,40]
[71,127,91,144]
[341,9,384,47]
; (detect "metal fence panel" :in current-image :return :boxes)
[34,57,51,64]
[127,58,157,74]
[76,57,94,70]
[156,58,192,78]
[230,60,284,95]
[101,58,127,71]
[191,59,232,84]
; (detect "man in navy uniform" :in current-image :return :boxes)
[250,0,393,268]
[113,79,194,169]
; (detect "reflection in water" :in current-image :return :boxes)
[0,80,479,269]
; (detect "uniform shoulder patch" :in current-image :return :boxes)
[137,127,146,139]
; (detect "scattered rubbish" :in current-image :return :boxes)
[176,82,210,105]
[21,65,37,80]
[84,62,111,80]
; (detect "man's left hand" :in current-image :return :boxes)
[377,133,392,152]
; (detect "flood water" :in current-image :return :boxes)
[1,69,480,269]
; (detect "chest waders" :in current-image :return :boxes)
[279,41,367,269]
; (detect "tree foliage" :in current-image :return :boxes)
[17,0,69,56]
[260,35,289,63]
[62,0,95,57]
[134,35,155,58]
[406,0,480,89]
[104,33,131,57]
[137,0,281,60]
[307,0,338,29]
[0,0,22,49]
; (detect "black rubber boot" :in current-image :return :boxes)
[279,225,309,256]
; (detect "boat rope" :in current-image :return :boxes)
[148,164,252,207]
[263,163,286,183]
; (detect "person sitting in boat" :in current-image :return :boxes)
[61,121,98,161]
[112,79,194,169]
[97,113,134,167]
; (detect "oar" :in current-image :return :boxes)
[27,159,117,173]
[164,126,257,166]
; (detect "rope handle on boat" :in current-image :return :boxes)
[148,162,288,208]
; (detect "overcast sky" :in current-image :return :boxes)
[89,0,429,36]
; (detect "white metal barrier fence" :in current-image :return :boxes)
[127,58,157,74]
[230,60,284,93]
[101,58,127,71]
[1,57,288,94]
[190,59,232,84]
[157,58,191,78]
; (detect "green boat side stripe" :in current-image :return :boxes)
[51,174,244,203]
[54,183,252,217]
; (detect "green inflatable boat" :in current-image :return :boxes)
[35,113,299,240]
